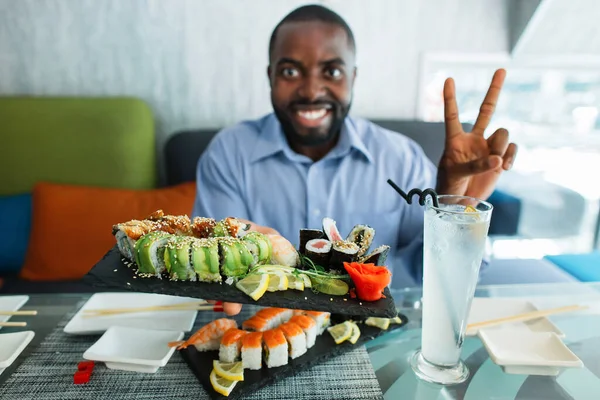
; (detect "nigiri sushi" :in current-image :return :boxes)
[169,318,237,351]
[262,328,289,368]
[241,332,263,370]
[278,322,307,359]
[267,234,300,267]
[289,315,317,348]
[219,328,248,363]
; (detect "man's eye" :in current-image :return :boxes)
[281,68,299,78]
[326,68,343,79]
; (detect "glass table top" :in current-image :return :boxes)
[1,282,599,399]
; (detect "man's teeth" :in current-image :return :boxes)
[297,109,327,120]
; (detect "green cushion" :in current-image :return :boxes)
[0,97,156,195]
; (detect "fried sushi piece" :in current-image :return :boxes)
[289,315,318,349]
[169,318,237,351]
[263,328,289,368]
[241,332,263,370]
[219,328,248,363]
[278,322,307,359]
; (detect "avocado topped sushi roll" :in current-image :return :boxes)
[134,231,173,278]
[212,217,250,238]
[164,236,196,281]
[242,231,272,264]
[190,237,221,282]
[219,237,254,277]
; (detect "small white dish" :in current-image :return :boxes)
[0,331,35,375]
[0,295,30,330]
[64,292,199,335]
[478,329,583,376]
[83,326,184,373]
[467,297,564,337]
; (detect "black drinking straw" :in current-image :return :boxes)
[387,179,439,208]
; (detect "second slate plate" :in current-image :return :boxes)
[83,246,398,318]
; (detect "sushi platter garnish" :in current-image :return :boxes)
[174,306,407,398]
[84,210,398,318]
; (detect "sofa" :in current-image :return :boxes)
[0,96,583,294]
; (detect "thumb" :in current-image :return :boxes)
[455,155,502,176]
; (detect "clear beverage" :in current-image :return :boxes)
[411,195,492,385]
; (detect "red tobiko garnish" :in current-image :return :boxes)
[343,262,391,301]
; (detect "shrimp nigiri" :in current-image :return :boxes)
[169,318,237,351]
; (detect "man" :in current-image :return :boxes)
[193,5,517,315]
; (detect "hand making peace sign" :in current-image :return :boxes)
[436,68,518,200]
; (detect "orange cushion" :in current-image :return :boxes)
[20,182,197,281]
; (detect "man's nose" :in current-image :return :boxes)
[297,76,326,101]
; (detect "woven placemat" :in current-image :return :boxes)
[0,303,383,400]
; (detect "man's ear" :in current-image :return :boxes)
[352,66,357,82]
[267,65,273,88]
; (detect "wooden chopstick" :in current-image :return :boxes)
[467,304,588,331]
[0,321,27,327]
[0,310,38,316]
[82,304,222,318]
[82,301,208,315]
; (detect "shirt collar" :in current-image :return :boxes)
[249,113,374,164]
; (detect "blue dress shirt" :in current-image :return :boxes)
[192,113,437,288]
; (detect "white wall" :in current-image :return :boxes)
[0,0,509,144]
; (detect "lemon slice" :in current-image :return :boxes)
[251,265,295,274]
[266,272,288,292]
[298,273,312,288]
[348,321,361,344]
[286,274,305,291]
[365,317,390,330]
[391,316,403,324]
[210,369,238,396]
[213,360,244,381]
[465,205,478,213]
[236,273,269,301]
[327,320,353,344]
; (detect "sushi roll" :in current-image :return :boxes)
[346,224,375,257]
[329,240,360,271]
[212,217,250,238]
[191,217,217,238]
[278,322,307,359]
[304,239,332,267]
[322,217,343,242]
[242,231,272,264]
[169,318,237,351]
[219,237,254,277]
[241,332,263,370]
[289,315,318,349]
[242,316,271,332]
[299,229,324,254]
[263,328,289,368]
[267,234,300,267]
[255,307,293,327]
[190,238,222,282]
[163,236,196,281]
[301,311,331,335]
[150,213,193,236]
[134,231,173,277]
[219,328,248,363]
[359,245,390,265]
[112,220,157,260]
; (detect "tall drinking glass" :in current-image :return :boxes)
[411,195,492,385]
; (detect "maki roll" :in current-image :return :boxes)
[299,229,324,254]
[164,236,196,281]
[241,332,263,370]
[346,224,375,257]
[219,328,248,363]
[212,217,250,238]
[219,237,254,277]
[322,217,343,242]
[263,328,289,368]
[112,220,157,260]
[304,238,332,267]
[359,245,390,265]
[278,322,307,359]
[190,237,221,282]
[134,231,173,277]
[329,240,360,271]
[242,231,272,264]
[289,315,317,349]
[191,217,217,238]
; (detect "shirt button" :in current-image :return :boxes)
[313,209,321,216]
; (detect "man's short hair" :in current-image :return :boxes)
[268,4,356,60]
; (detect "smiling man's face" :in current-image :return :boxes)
[268,20,356,149]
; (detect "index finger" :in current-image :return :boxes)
[472,69,506,136]
[443,77,463,140]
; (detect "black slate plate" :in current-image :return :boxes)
[83,246,398,318]
[180,313,408,400]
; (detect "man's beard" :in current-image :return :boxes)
[273,99,352,147]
